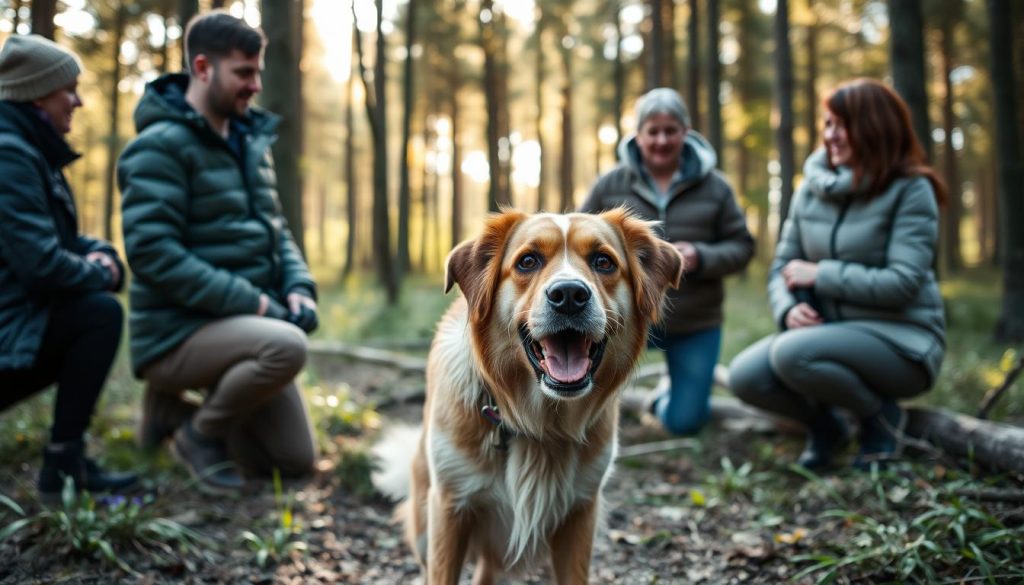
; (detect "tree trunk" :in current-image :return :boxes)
[103,3,125,243]
[12,0,22,33]
[261,0,305,255]
[30,0,55,39]
[687,0,701,130]
[342,31,357,278]
[612,4,624,150]
[774,0,795,235]
[156,0,172,73]
[535,11,547,211]
[939,11,962,272]
[705,0,722,167]
[450,69,463,250]
[888,0,932,162]
[178,0,198,70]
[481,0,506,212]
[559,29,574,212]
[803,8,818,161]
[988,0,1024,342]
[647,0,664,90]
[397,0,418,275]
[905,406,1024,475]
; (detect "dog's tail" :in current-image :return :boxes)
[370,423,421,502]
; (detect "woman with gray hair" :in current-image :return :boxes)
[580,88,754,435]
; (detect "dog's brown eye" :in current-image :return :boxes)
[517,253,541,272]
[592,253,616,274]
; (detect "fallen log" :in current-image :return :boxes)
[308,340,426,375]
[905,406,1024,475]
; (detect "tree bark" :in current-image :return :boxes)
[773,0,795,236]
[261,0,305,254]
[397,0,418,275]
[647,0,664,90]
[939,10,962,272]
[342,31,357,278]
[103,3,126,243]
[888,0,932,162]
[30,0,55,39]
[905,406,1024,474]
[450,68,463,250]
[559,23,574,212]
[988,0,1024,341]
[178,0,198,70]
[687,0,701,130]
[803,7,818,161]
[535,12,547,211]
[612,3,624,151]
[481,0,508,212]
[705,0,722,167]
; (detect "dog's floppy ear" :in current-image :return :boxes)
[604,208,683,323]
[445,209,527,323]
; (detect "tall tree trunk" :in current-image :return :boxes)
[559,26,574,212]
[211,0,226,8]
[353,0,397,302]
[647,0,664,89]
[261,0,305,254]
[450,68,463,249]
[804,7,818,161]
[612,3,624,150]
[687,0,701,129]
[419,114,432,271]
[178,0,198,70]
[318,181,328,262]
[663,0,676,88]
[888,0,932,161]
[939,10,962,272]
[103,3,125,243]
[534,12,547,211]
[157,0,172,73]
[988,0,1024,341]
[705,0,722,167]
[496,11,512,207]
[342,32,357,278]
[30,0,55,38]
[481,0,506,211]
[774,0,795,232]
[12,0,22,33]
[397,0,418,275]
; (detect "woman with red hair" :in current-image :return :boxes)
[729,79,947,470]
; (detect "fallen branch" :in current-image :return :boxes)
[617,438,700,459]
[308,341,427,375]
[905,406,1024,475]
[954,488,1024,504]
[977,355,1024,420]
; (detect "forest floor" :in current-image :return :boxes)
[2,352,1023,585]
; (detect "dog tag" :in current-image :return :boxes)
[481,404,502,425]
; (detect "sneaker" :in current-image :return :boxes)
[138,387,198,450]
[171,419,244,495]
[38,441,138,504]
[796,407,850,470]
[852,400,906,470]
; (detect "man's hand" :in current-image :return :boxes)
[258,293,290,320]
[287,292,318,333]
[784,302,823,330]
[782,259,819,289]
[85,251,120,290]
[673,241,699,273]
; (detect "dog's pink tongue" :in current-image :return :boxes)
[540,337,590,383]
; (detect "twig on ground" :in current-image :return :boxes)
[978,355,1024,420]
[616,438,700,459]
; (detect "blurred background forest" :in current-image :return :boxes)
[1,0,1022,339]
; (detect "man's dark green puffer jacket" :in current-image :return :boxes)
[118,74,315,376]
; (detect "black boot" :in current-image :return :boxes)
[853,400,905,470]
[796,407,850,470]
[38,440,138,503]
[171,418,244,495]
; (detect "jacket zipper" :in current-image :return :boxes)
[829,197,852,321]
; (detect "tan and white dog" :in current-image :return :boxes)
[394,209,681,584]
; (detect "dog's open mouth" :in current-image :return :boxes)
[519,325,607,394]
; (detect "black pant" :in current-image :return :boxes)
[0,293,122,443]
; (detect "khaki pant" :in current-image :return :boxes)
[142,316,316,477]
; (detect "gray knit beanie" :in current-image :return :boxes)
[0,34,82,101]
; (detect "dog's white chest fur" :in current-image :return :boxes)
[427,423,616,567]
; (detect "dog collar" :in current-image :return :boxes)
[480,389,515,452]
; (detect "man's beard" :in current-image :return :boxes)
[207,69,251,119]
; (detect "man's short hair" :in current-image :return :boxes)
[184,10,266,73]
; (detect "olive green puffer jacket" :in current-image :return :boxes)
[769,149,946,383]
[118,74,314,376]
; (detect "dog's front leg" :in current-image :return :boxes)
[427,485,473,585]
[548,499,599,585]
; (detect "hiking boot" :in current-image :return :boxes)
[796,407,850,470]
[138,387,198,450]
[38,440,138,504]
[171,419,244,495]
[853,399,906,471]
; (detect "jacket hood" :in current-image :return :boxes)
[0,100,78,167]
[616,128,718,184]
[133,73,279,137]
[801,147,873,201]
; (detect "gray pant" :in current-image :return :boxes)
[142,316,316,477]
[729,324,929,423]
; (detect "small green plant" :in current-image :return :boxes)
[335,442,379,499]
[0,478,203,574]
[708,457,759,497]
[238,469,308,568]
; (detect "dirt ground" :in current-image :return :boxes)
[1,357,1019,584]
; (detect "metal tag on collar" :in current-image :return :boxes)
[481,404,502,426]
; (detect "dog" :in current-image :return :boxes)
[394,209,681,584]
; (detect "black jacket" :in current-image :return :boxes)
[0,101,121,370]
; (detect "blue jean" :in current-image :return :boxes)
[649,326,722,435]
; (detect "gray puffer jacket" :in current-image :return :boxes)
[580,131,754,335]
[770,149,946,382]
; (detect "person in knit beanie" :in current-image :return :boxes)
[0,34,138,501]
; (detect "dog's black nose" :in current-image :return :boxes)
[546,280,591,315]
